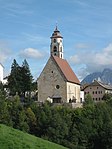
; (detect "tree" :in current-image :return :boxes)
[21,59,33,97]
[83,94,94,107]
[8,95,29,131]
[8,59,33,97]
[8,59,22,95]
[102,93,112,101]
[17,109,29,132]
[88,102,112,149]
[0,91,12,125]
[0,82,4,92]
[47,112,68,143]
[26,107,37,134]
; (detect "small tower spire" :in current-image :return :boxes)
[50,27,64,59]
[55,21,58,30]
[55,25,58,31]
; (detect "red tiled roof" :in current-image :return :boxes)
[52,56,80,84]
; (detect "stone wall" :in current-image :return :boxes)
[38,57,67,102]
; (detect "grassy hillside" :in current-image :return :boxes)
[0,124,68,149]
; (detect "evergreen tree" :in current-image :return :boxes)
[8,59,33,97]
[8,59,22,95]
[26,107,37,134]
[0,91,12,125]
[8,95,29,131]
[21,59,33,97]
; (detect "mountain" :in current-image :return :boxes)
[81,68,112,85]
[0,124,67,149]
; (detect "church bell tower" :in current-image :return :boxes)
[50,26,64,59]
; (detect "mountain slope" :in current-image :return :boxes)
[0,124,67,149]
[81,68,112,85]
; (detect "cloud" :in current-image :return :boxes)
[75,43,91,49]
[70,43,112,80]
[19,48,44,59]
[70,55,80,64]
[22,33,49,45]
[0,40,12,63]
[1,2,34,17]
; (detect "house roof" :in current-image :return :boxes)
[52,56,80,84]
[97,81,112,90]
[83,80,112,90]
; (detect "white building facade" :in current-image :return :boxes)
[0,63,3,83]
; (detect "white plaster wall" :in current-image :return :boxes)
[0,64,3,82]
[66,82,80,103]
[80,91,84,102]
[51,38,64,59]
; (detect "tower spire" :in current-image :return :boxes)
[55,25,58,31]
[50,27,64,59]
[55,21,58,31]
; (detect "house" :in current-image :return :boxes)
[82,80,112,102]
[38,27,80,103]
[0,63,3,83]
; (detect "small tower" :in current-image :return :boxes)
[50,26,64,59]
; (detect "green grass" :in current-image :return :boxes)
[0,124,68,149]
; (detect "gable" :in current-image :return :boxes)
[83,80,112,91]
[52,56,80,84]
[38,57,66,82]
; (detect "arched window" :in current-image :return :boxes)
[53,46,57,52]
[54,39,56,43]
[60,47,62,52]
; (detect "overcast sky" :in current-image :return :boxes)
[0,0,112,81]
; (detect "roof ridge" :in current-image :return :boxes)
[52,56,80,84]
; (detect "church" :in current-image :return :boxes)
[38,27,80,103]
